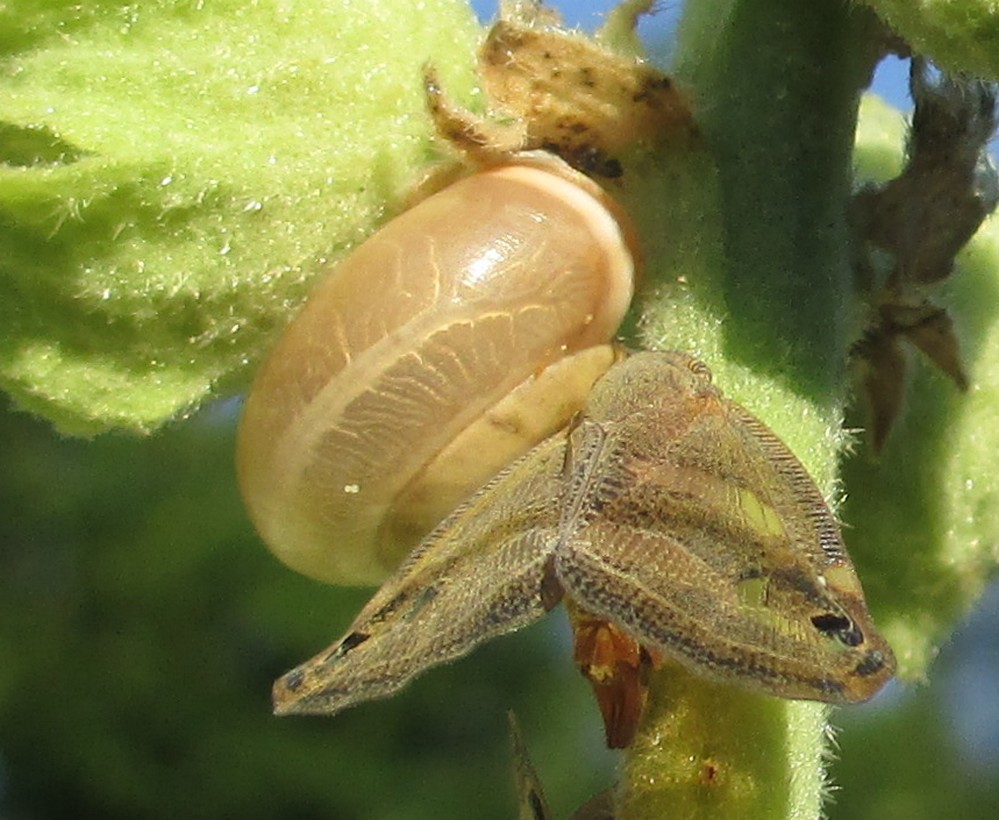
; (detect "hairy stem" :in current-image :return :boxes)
[616,1,885,816]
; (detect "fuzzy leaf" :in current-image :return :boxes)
[0,0,480,434]
[861,0,999,80]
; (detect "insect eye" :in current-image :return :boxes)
[811,613,864,647]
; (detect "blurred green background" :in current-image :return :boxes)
[1,372,997,818]
[0,391,618,819]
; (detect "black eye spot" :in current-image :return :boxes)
[811,613,864,647]
[325,630,370,661]
[341,631,369,651]
[811,613,849,632]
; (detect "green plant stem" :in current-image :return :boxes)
[670,0,881,393]
[614,1,886,817]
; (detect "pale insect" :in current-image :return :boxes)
[273,351,895,717]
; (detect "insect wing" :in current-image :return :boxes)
[555,362,894,703]
[273,435,568,716]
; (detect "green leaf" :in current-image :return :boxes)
[861,0,999,80]
[0,0,481,434]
